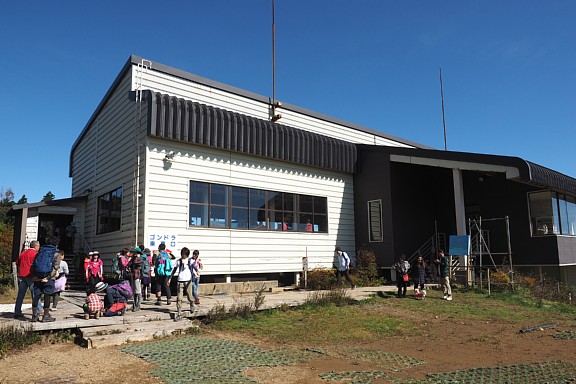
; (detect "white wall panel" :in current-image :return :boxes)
[142,138,354,275]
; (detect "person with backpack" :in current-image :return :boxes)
[154,243,173,306]
[168,247,196,320]
[31,236,62,322]
[14,240,43,319]
[128,247,144,311]
[141,248,152,301]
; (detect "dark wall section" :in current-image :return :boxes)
[389,163,456,260]
[461,171,561,266]
[353,150,395,270]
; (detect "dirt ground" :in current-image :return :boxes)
[1,304,575,384]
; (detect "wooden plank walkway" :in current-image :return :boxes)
[0,285,398,348]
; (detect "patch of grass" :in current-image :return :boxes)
[0,282,18,304]
[0,324,40,359]
[212,302,409,344]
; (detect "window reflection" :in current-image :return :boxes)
[189,180,328,233]
[529,191,576,236]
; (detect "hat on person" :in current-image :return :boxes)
[143,248,151,255]
[92,251,100,256]
[335,246,342,252]
[131,247,142,254]
[95,282,108,292]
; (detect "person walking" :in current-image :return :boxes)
[154,243,173,305]
[14,240,43,319]
[394,254,410,298]
[334,247,356,289]
[435,250,452,301]
[168,247,195,320]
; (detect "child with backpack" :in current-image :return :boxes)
[168,247,196,320]
[154,243,174,306]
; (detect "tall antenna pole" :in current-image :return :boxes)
[440,66,448,151]
[270,0,282,122]
[272,0,276,106]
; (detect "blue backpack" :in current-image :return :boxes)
[32,245,57,279]
[156,251,173,276]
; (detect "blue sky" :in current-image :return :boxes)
[1,1,575,203]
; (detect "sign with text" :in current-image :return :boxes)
[449,235,470,256]
[148,233,178,251]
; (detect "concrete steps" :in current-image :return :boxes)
[79,316,199,348]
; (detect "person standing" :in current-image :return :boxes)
[141,248,152,301]
[14,240,43,319]
[51,250,69,311]
[154,243,173,305]
[412,254,429,292]
[334,247,356,289]
[128,247,143,311]
[394,254,410,298]
[168,247,195,320]
[435,250,452,301]
[85,251,104,291]
[31,236,61,322]
[191,250,203,305]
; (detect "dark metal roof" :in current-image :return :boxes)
[358,145,576,196]
[146,91,356,173]
[526,161,576,195]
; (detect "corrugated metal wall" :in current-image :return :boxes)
[145,91,357,174]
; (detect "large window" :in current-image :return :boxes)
[189,181,328,233]
[528,191,576,236]
[97,187,122,234]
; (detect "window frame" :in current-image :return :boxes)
[96,186,123,235]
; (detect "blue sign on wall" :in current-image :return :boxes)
[449,235,470,256]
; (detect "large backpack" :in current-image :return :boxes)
[141,255,151,277]
[115,281,133,300]
[156,251,173,276]
[32,245,57,279]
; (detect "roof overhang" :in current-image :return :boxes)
[359,145,576,196]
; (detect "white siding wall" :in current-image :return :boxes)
[71,73,143,264]
[143,138,354,275]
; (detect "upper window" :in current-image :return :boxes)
[97,187,122,235]
[189,181,328,233]
[528,191,576,236]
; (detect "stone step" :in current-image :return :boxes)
[79,317,198,348]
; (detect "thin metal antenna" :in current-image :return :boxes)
[440,66,448,151]
[271,0,281,122]
[272,0,276,107]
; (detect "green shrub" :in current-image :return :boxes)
[354,247,386,287]
[305,268,336,290]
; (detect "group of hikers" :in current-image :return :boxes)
[394,249,452,301]
[14,237,203,322]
